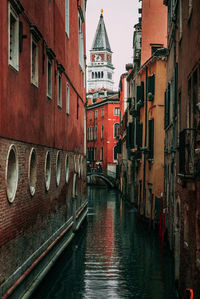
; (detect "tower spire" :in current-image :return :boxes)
[91,12,111,52]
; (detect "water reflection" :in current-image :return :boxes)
[32,186,177,299]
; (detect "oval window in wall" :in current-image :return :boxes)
[72,173,77,198]
[78,155,81,177]
[56,151,61,186]
[45,151,51,191]
[6,145,18,203]
[65,154,69,183]
[29,148,37,196]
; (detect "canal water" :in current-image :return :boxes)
[32,186,177,299]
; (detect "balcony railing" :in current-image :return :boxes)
[179,129,196,178]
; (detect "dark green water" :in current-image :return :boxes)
[32,186,178,299]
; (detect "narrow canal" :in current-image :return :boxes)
[32,186,177,299]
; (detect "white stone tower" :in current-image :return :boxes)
[87,10,114,91]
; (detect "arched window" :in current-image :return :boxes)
[98,72,100,78]
[114,123,120,138]
[29,148,37,196]
[101,71,104,78]
[113,146,118,161]
[101,125,104,139]
[95,72,97,78]
[92,72,94,79]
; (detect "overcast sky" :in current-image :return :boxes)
[86,0,141,90]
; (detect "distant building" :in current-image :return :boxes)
[87,12,119,176]
[87,11,114,91]
[0,0,87,297]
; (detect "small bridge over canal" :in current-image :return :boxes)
[87,170,119,188]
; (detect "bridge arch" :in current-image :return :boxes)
[87,172,115,188]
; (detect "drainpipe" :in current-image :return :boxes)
[143,66,148,215]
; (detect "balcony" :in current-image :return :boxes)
[179,129,196,178]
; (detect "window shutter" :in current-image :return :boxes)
[126,125,130,148]
[141,81,144,105]
[148,119,154,159]
[174,63,178,116]
[148,74,155,101]
[136,122,143,148]
[130,122,135,148]
[167,83,171,126]
[164,91,167,129]
[137,86,141,103]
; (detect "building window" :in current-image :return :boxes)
[114,123,120,138]
[45,151,51,191]
[95,110,98,119]
[113,145,118,161]
[100,147,103,161]
[47,57,52,98]
[31,36,39,86]
[179,0,183,39]
[65,0,69,37]
[72,173,77,198]
[94,148,97,161]
[90,111,92,121]
[29,148,37,196]
[8,4,19,70]
[107,72,112,80]
[65,154,69,183]
[6,145,18,203]
[92,72,94,79]
[58,71,62,108]
[56,151,61,187]
[101,125,104,139]
[189,0,192,17]
[66,83,70,114]
[78,13,84,70]
[114,107,120,116]
[101,71,104,78]
[101,108,104,118]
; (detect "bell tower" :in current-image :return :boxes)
[87,11,114,91]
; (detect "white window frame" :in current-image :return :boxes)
[65,0,69,37]
[58,71,62,108]
[66,83,70,114]
[114,123,120,138]
[114,107,120,116]
[47,57,52,99]
[31,35,39,87]
[8,3,19,71]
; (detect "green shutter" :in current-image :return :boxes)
[148,74,155,101]
[148,119,154,159]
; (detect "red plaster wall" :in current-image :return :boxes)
[0,0,86,152]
